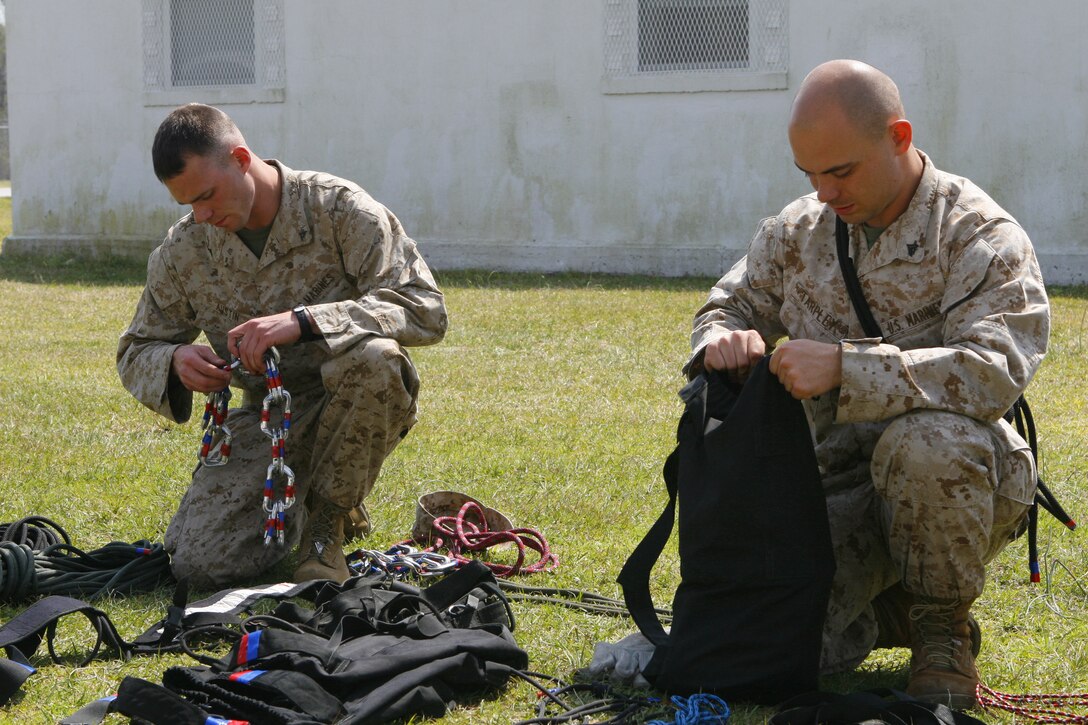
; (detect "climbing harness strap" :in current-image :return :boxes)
[60,676,239,725]
[69,562,528,724]
[0,595,131,667]
[128,578,326,655]
[197,347,296,545]
[0,651,35,707]
[0,595,137,706]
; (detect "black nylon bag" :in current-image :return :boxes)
[619,358,836,704]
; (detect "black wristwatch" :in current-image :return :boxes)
[292,305,319,342]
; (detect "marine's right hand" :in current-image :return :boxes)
[702,329,766,383]
[171,344,233,393]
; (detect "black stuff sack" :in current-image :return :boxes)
[618,357,836,704]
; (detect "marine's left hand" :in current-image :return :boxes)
[227,311,302,373]
[769,339,842,399]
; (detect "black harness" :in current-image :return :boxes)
[0,561,526,723]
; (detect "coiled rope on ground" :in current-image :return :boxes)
[0,516,171,602]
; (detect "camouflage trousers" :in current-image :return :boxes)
[820,409,1035,673]
[165,336,420,588]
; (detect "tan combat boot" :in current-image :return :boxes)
[873,584,981,655]
[293,497,352,583]
[905,597,980,709]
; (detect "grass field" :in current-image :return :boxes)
[1,196,1086,723]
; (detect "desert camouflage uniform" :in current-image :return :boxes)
[688,151,1050,672]
[118,162,447,588]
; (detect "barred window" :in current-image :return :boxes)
[143,0,285,104]
[171,0,255,86]
[604,0,788,93]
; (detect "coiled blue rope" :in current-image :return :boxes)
[647,693,731,725]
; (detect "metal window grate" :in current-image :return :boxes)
[605,0,788,77]
[172,0,255,86]
[143,0,284,91]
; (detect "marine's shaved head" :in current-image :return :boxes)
[790,60,905,140]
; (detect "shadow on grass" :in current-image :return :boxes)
[819,660,912,694]
[0,252,148,286]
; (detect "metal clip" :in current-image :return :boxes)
[199,424,233,467]
[263,462,296,512]
[260,390,292,439]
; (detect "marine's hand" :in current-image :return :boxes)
[171,344,233,393]
[703,330,766,383]
[769,339,842,399]
[227,311,301,374]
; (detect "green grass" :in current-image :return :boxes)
[1,196,1086,723]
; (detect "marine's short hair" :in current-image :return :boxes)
[151,103,241,181]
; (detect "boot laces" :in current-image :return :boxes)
[910,601,959,669]
[307,507,340,558]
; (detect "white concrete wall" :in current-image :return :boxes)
[5,0,1088,282]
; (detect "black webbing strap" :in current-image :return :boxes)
[615,446,681,648]
[835,216,884,339]
[59,694,115,725]
[0,649,35,706]
[0,596,131,708]
[129,577,327,655]
[60,676,216,725]
[419,559,516,631]
[163,666,341,723]
[420,559,497,611]
[0,595,130,667]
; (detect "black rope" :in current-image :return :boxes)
[507,671,665,725]
[1010,397,1078,583]
[497,580,673,623]
[0,516,71,550]
[0,517,172,603]
[178,624,244,667]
